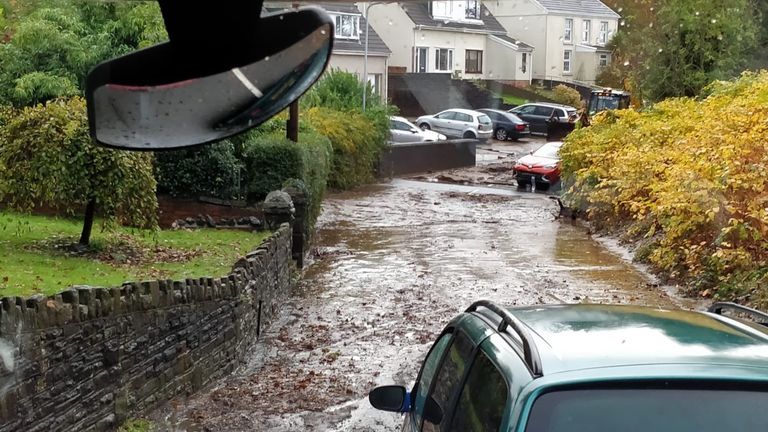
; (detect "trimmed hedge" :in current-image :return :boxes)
[242,132,332,227]
[154,141,242,200]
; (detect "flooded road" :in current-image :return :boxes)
[153,177,694,431]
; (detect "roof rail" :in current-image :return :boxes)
[707,302,768,326]
[466,300,543,377]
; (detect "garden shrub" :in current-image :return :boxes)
[560,71,768,305]
[242,131,331,227]
[154,141,243,200]
[0,96,157,228]
[551,84,582,108]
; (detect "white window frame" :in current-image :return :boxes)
[582,20,591,43]
[563,50,572,74]
[367,74,382,95]
[599,53,609,67]
[599,21,608,45]
[333,13,360,40]
[564,18,573,43]
[431,1,481,21]
[435,48,454,73]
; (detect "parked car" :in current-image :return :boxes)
[415,109,493,140]
[509,102,577,135]
[513,141,562,189]
[369,301,768,432]
[476,108,530,141]
[389,116,446,143]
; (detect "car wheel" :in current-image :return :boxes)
[516,178,530,189]
[463,131,476,139]
[419,123,431,130]
[535,181,550,191]
[494,128,508,141]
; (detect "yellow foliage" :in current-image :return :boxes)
[561,71,768,294]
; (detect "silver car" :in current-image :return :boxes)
[415,108,493,140]
[389,116,447,143]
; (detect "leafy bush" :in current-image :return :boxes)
[561,71,768,305]
[305,107,388,189]
[551,85,582,108]
[242,132,331,226]
[154,141,243,200]
[0,97,157,229]
[302,68,380,111]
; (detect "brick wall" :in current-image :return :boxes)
[0,224,294,432]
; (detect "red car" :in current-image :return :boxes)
[513,141,563,189]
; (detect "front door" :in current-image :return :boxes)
[416,47,428,73]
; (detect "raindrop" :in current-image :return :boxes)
[711,19,717,24]
[650,7,654,11]
[658,48,663,53]
[717,34,724,40]
[421,34,425,40]
[695,11,700,16]
[620,20,625,26]
[264,56,270,61]
[484,10,489,16]
[279,15,284,20]
[518,16,524,21]
[524,26,528,30]
[649,22,654,28]
[558,36,564,41]
[623,60,630,66]
[321,29,327,35]
[618,7,623,12]
[388,19,393,26]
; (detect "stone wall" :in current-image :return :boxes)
[0,225,294,432]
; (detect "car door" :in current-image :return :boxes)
[452,112,472,137]
[446,347,509,432]
[391,120,418,143]
[511,105,537,128]
[415,330,475,432]
[432,111,457,135]
[531,106,555,134]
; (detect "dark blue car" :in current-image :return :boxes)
[477,109,530,141]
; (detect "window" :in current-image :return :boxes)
[367,74,382,95]
[435,48,453,72]
[465,50,483,74]
[564,18,573,42]
[599,53,609,67]
[454,112,472,122]
[563,50,572,74]
[515,105,537,115]
[391,120,412,131]
[431,1,480,20]
[413,333,453,429]
[333,14,359,40]
[534,106,555,117]
[582,20,591,43]
[448,351,508,432]
[599,21,609,44]
[436,111,457,120]
[521,53,528,73]
[422,331,475,431]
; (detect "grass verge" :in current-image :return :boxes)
[0,212,270,297]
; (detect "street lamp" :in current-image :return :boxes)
[362,1,385,112]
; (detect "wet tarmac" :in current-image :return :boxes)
[151,176,696,431]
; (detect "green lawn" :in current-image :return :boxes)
[0,212,270,297]
[502,94,529,106]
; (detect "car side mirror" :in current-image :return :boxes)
[85,7,333,150]
[410,128,419,133]
[369,385,408,412]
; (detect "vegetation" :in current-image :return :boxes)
[155,141,243,200]
[561,71,768,307]
[550,85,583,108]
[0,212,270,297]
[0,97,157,245]
[600,0,765,102]
[117,419,153,432]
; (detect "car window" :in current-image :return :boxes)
[436,111,457,120]
[448,351,508,432]
[391,120,410,131]
[525,388,768,432]
[481,111,497,121]
[478,115,492,125]
[454,113,471,122]
[515,105,536,115]
[422,331,475,432]
[534,106,555,117]
[506,113,523,123]
[413,332,453,429]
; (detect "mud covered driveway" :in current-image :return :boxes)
[154,178,694,431]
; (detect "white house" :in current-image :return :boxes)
[485,0,620,85]
[363,1,534,86]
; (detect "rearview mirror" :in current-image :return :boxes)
[85,7,333,150]
[369,385,408,412]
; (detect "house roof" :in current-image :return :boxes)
[265,3,390,56]
[534,0,621,18]
[401,2,507,34]
[492,34,534,50]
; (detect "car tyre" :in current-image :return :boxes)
[516,178,530,189]
[419,123,431,130]
[463,131,476,139]
[494,128,508,141]
[535,181,550,191]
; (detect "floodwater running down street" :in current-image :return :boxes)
[154,175,696,431]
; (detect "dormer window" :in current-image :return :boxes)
[332,13,360,40]
[431,1,481,22]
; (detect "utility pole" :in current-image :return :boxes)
[287,100,299,142]
[362,2,384,112]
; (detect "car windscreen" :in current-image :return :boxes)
[525,388,768,432]
[532,143,560,159]
[478,115,492,125]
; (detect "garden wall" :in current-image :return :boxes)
[0,224,294,432]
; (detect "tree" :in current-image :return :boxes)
[0,97,158,245]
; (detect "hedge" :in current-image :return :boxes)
[242,131,332,228]
[560,71,768,306]
[154,141,243,200]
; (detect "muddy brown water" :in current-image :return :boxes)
[152,179,695,431]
